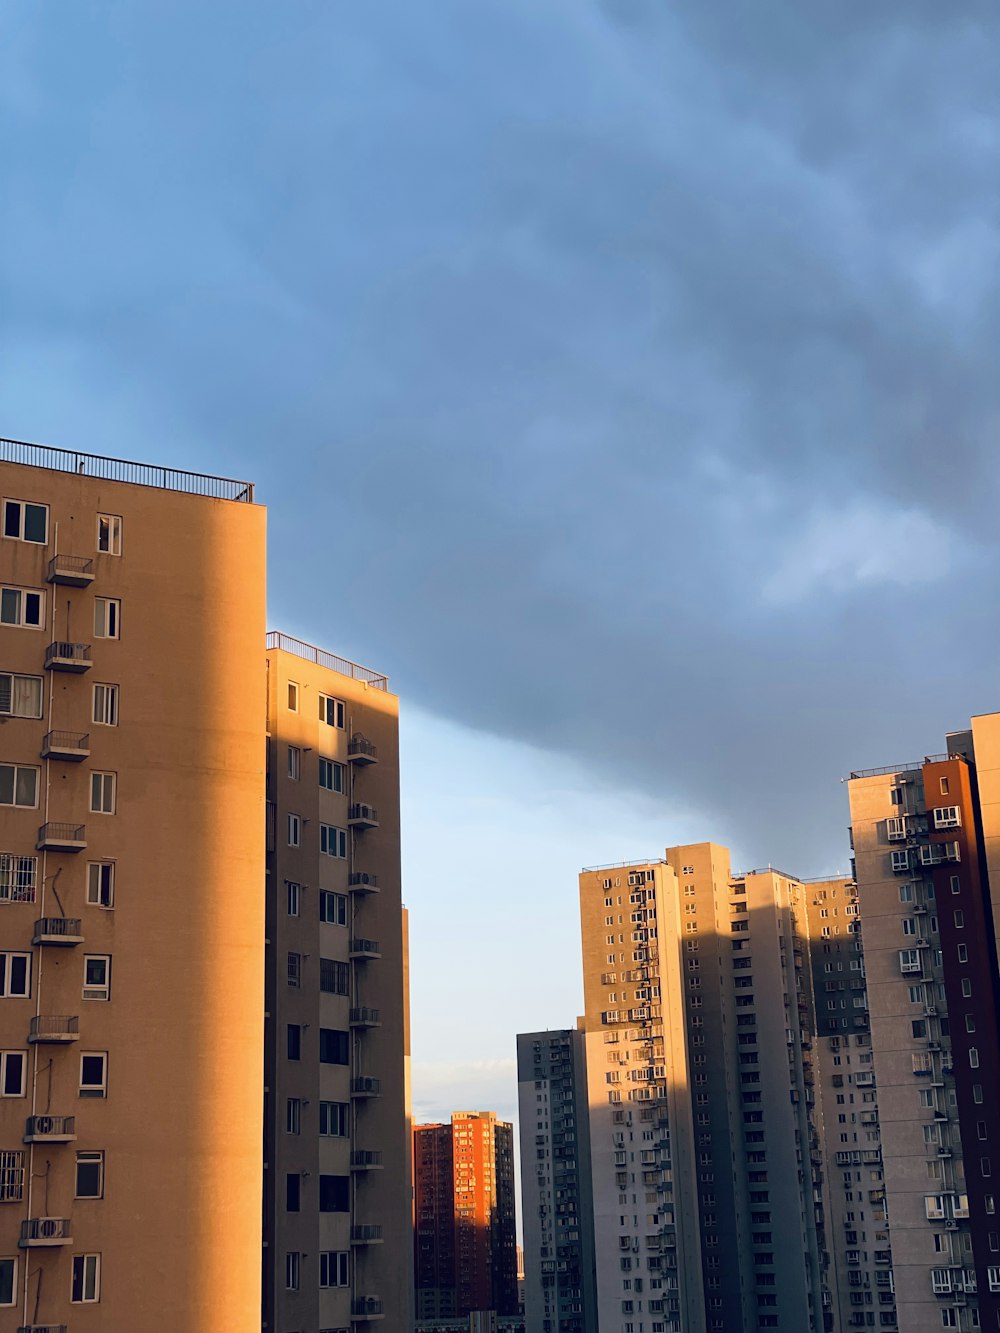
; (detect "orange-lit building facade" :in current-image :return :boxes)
[414,1113,518,1320]
[0,439,266,1330]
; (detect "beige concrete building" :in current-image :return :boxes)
[578,844,832,1333]
[263,636,412,1333]
[0,439,266,1329]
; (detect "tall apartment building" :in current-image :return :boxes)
[578,843,832,1333]
[0,439,266,1329]
[516,1028,597,1333]
[413,1112,518,1320]
[848,715,1000,1333]
[263,635,412,1333]
[804,876,897,1331]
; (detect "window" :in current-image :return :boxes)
[287,814,300,847]
[0,1051,25,1097]
[3,499,47,544]
[958,944,968,963]
[71,1252,101,1303]
[286,881,300,917]
[0,853,36,904]
[79,1052,107,1098]
[0,953,30,998]
[86,862,115,909]
[319,1175,350,1212]
[954,910,965,929]
[90,771,116,814]
[319,694,345,728]
[933,806,961,829]
[75,1151,104,1199]
[93,598,120,639]
[0,764,38,808]
[287,682,299,712]
[319,757,345,793]
[902,918,916,936]
[320,1250,350,1287]
[287,1024,301,1061]
[96,513,122,555]
[962,978,972,997]
[320,824,347,858]
[319,1029,349,1065]
[286,1098,301,1135]
[286,1172,301,1212]
[0,672,42,719]
[319,1101,348,1136]
[0,586,43,628]
[287,746,301,780]
[970,1048,980,1068]
[320,891,348,925]
[287,952,301,987]
[0,1256,14,1307]
[92,684,119,726]
[320,958,349,995]
[83,955,111,1001]
[285,1251,301,1291]
[950,875,961,895]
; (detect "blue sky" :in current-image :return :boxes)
[4,0,1000,1123]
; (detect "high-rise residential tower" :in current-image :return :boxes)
[517,1028,597,1333]
[848,716,1000,1333]
[263,635,412,1333]
[413,1112,518,1320]
[0,439,266,1330]
[578,844,832,1333]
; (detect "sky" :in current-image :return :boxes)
[3,1,1000,1128]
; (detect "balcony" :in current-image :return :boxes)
[352,1297,385,1322]
[350,938,381,961]
[348,871,379,894]
[47,554,95,587]
[348,735,378,766]
[44,641,92,673]
[19,1217,72,1248]
[348,803,379,830]
[41,730,90,763]
[36,823,86,853]
[351,1076,381,1099]
[351,1150,384,1171]
[24,1115,76,1143]
[350,1006,381,1028]
[17,1324,69,1333]
[351,1225,384,1245]
[28,1016,79,1045]
[32,918,83,947]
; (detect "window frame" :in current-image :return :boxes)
[318,693,345,728]
[0,672,43,719]
[319,890,348,926]
[86,861,115,909]
[287,813,301,847]
[0,586,44,629]
[0,764,39,809]
[96,513,122,555]
[93,598,121,640]
[82,954,111,1002]
[319,757,345,793]
[89,770,117,814]
[3,499,48,545]
[0,1050,26,1098]
[75,1150,105,1200]
[92,684,119,727]
[0,1255,15,1307]
[79,1051,108,1099]
[71,1252,101,1304]
[319,824,347,858]
[0,952,31,999]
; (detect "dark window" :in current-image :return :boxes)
[286,1173,300,1212]
[287,1024,301,1061]
[319,1029,349,1065]
[319,1174,350,1212]
[320,959,349,995]
[75,1152,103,1199]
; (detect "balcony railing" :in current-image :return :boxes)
[348,871,378,893]
[348,735,378,765]
[0,435,254,502]
[41,731,90,762]
[351,1225,384,1244]
[351,1297,385,1320]
[351,1077,381,1098]
[350,1006,381,1027]
[43,642,92,673]
[32,918,83,947]
[17,1324,69,1333]
[36,823,86,853]
[24,1115,76,1143]
[351,1150,383,1170]
[349,938,381,960]
[265,631,387,689]
[19,1217,72,1247]
[47,553,95,587]
[28,1016,79,1044]
[348,803,379,829]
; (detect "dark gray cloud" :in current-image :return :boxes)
[3,0,1000,868]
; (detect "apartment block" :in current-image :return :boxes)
[413,1112,518,1320]
[263,635,412,1333]
[516,1028,597,1333]
[0,439,266,1329]
[578,843,833,1333]
[848,716,1000,1333]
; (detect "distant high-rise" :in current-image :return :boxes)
[414,1112,519,1319]
[848,716,1000,1333]
[516,1028,597,1333]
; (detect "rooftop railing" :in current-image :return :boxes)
[266,631,388,690]
[1,437,254,502]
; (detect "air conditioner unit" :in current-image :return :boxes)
[946,1220,959,1230]
[916,939,929,948]
[925,1006,938,1016]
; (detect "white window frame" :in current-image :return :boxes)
[79,1051,108,1099]
[891,850,910,872]
[71,1252,101,1303]
[82,955,111,1002]
[0,953,31,998]
[92,684,119,727]
[0,1255,16,1307]
[0,586,44,629]
[319,757,345,793]
[287,814,301,847]
[319,890,347,925]
[319,1250,350,1288]
[0,672,42,719]
[287,746,301,781]
[319,1101,349,1137]
[3,499,48,545]
[286,881,300,917]
[287,682,299,713]
[286,1097,301,1135]
[0,764,39,809]
[86,862,115,909]
[0,1050,26,1098]
[0,853,37,904]
[74,1150,104,1200]
[89,771,116,815]
[318,693,345,728]
[285,1251,301,1291]
[933,806,961,830]
[93,598,120,640]
[319,824,347,858]
[96,513,122,555]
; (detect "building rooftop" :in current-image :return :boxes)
[1,435,255,503]
[266,630,389,691]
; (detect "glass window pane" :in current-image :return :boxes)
[0,589,18,624]
[14,768,37,807]
[23,505,47,543]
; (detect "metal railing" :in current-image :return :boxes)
[351,1150,383,1168]
[350,1006,381,1026]
[36,823,86,847]
[348,871,378,888]
[582,858,666,873]
[265,631,388,690]
[44,642,91,667]
[42,730,90,753]
[351,1225,384,1243]
[0,437,254,502]
[349,938,381,958]
[20,1217,72,1243]
[349,803,379,824]
[17,1323,69,1333]
[848,761,922,780]
[47,554,94,578]
[351,1297,384,1318]
[25,1115,75,1139]
[33,918,82,939]
[348,734,378,759]
[29,1016,79,1040]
